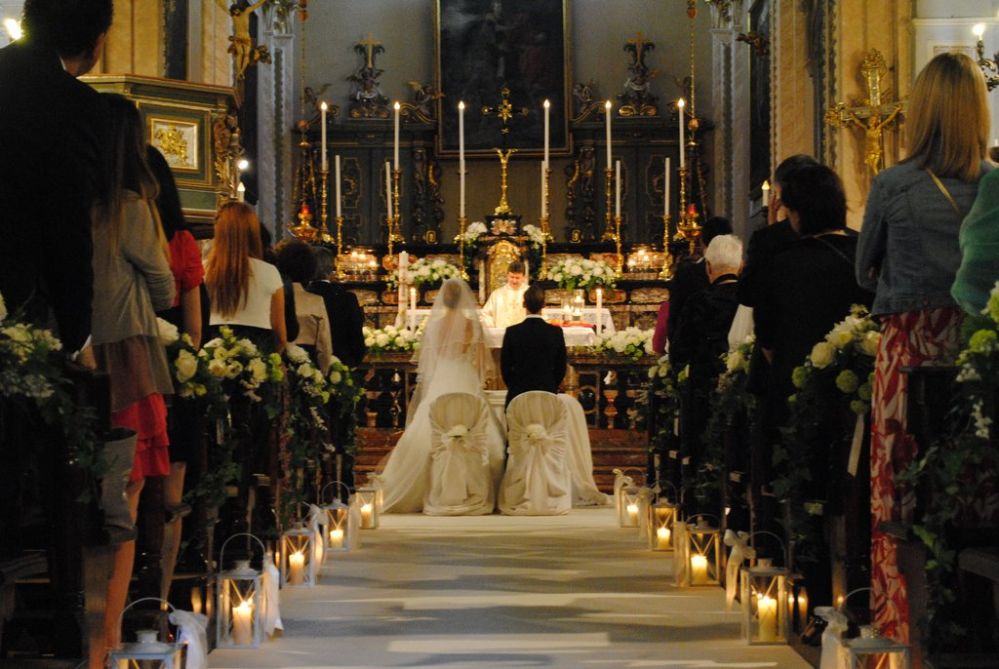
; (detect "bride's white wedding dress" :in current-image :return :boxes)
[377,279,505,513]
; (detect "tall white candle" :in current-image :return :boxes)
[409,287,417,331]
[543,99,550,168]
[385,161,393,219]
[320,102,328,172]
[596,287,603,335]
[478,261,486,304]
[236,182,245,202]
[232,600,254,645]
[615,160,621,218]
[334,154,342,217]
[288,551,305,585]
[393,101,401,171]
[664,157,671,216]
[604,100,612,168]
[677,98,686,170]
[757,595,779,642]
[458,101,466,218]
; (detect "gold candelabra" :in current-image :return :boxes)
[387,168,404,256]
[614,215,623,273]
[659,213,674,279]
[602,167,614,241]
[319,165,334,244]
[334,215,345,277]
[493,148,516,215]
[456,215,470,280]
[674,165,701,256]
[540,165,551,272]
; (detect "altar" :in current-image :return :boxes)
[401,307,615,348]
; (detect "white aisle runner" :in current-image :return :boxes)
[210,509,810,668]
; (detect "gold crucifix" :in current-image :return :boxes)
[493,148,517,215]
[358,32,382,69]
[825,49,905,175]
[481,86,529,138]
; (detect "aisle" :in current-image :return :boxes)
[210,509,811,668]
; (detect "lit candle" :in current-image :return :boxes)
[615,160,621,218]
[757,594,779,642]
[656,526,671,548]
[409,287,417,331]
[797,589,809,623]
[664,157,671,217]
[320,101,328,172]
[361,502,374,529]
[690,553,708,585]
[626,502,639,525]
[595,287,603,335]
[329,528,344,548]
[236,182,245,202]
[393,101,401,171]
[288,551,305,585]
[458,101,466,218]
[543,99,550,168]
[762,179,771,207]
[385,161,393,219]
[677,98,686,170]
[604,100,612,168]
[334,154,342,217]
[232,599,254,645]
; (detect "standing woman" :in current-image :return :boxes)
[90,94,176,665]
[856,52,992,643]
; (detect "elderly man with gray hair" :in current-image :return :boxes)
[670,234,743,514]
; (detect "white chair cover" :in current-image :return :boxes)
[424,392,496,515]
[499,391,571,516]
[558,394,611,507]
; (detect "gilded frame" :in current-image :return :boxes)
[434,0,572,158]
[140,102,214,188]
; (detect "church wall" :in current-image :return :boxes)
[99,0,164,77]
[772,0,815,167]
[297,0,716,242]
[198,0,233,87]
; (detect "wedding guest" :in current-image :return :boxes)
[856,52,992,643]
[91,93,176,666]
[147,146,204,604]
[952,167,999,322]
[307,247,367,368]
[276,239,333,372]
[663,217,732,344]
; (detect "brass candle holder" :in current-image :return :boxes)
[389,168,404,248]
[319,165,335,244]
[674,164,702,256]
[659,213,674,280]
[614,214,623,273]
[457,215,470,280]
[602,167,615,241]
[334,215,345,278]
[540,165,551,273]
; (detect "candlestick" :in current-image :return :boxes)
[320,101,328,172]
[660,213,674,280]
[543,99,550,168]
[393,101,400,171]
[391,168,403,247]
[595,287,603,335]
[690,553,708,585]
[677,98,686,170]
[757,594,779,642]
[664,157,671,216]
[457,215,470,280]
[288,551,305,585]
[602,167,614,241]
[397,251,407,321]
[615,160,621,218]
[334,154,342,217]
[232,599,254,645]
[409,287,417,331]
[614,214,623,274]
[385,161,394,257]
[320,162,332,243]
[604,100,612,168]
[458,101,466,218]
[540,161,546,218]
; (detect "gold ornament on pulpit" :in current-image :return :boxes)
[824,49,905,175]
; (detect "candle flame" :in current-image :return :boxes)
[458,101,465,110]
[974,22,986,38]
[237,158,250,171]
[361,503,373,513]
[394,101,401,110]
[762,179,770,191]
[604,100,612,109]
[320,101,328,111]
[677,98,686,109]
[626,503,638,513]
[543,99,551,109]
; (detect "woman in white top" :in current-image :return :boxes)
[205,201,287,353]
[275,238,333,372]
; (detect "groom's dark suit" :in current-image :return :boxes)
[500,315,567,407]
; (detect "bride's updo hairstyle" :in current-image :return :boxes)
[442,279,462,308]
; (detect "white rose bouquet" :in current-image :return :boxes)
[0,317,63,401]
[456,221,488,246]
[363,322,423,354]
[717,334,755,393]
[592,327,654,362]
[201,326,284,406]
[543,257,618,291]
[388,257,461,289]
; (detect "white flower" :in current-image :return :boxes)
[156,318,179,346]
[330,370,342,384]
[207,358,227,378]
[247,358,268,383]
[859,330,881,356]
[375,333,390,347]
[225,360,244,379]
[809,342,836,369]
[286,344,309,364]
[827,327,853,350]
[175,349,198,383]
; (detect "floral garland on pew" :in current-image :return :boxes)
[592,327,654,362]
[899,282,999,650]
[647,354,683,462]
[695,335,757,510]
[0,292,103,489]
[772,305,880,559]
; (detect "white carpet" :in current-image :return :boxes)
[210,509,811,668]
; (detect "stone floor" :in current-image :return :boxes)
[210,509,811,668]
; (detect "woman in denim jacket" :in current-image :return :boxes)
[856,52,992,644]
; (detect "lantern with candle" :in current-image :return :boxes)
[612,468,644,527]
[216,533,265,648]
[320,482,356,553]
[109,598,185,668]
[647,484,679,551]
[845,628,911,669]
[353,485,380,529]
[740,559,789,645]
[677,514,722,587]
[280,523,317,587]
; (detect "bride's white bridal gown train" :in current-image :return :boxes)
[377,279,504,514]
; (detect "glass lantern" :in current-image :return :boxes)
[635,486,655,537]
[216,532,266,648]
[353,487,380,529]
[109,598,185,669]
[571,289,585,322]
[740,561,789,644]
[846,628,911,669]
[280,523,317,587]
[679,517,722,587]
[322,496,355,553]
[647,499,678,551]
[617,485,642,528]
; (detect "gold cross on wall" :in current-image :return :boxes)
[481,86,529,135]
[824,49,906,175]
[358,32,382,69]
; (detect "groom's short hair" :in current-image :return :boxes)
[507,260,524,275]
[523,285,545,314]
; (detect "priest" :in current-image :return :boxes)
[480,260,528,328]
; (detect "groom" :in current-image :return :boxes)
[500,285,567,407]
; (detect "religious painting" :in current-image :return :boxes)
[434,0,571,157]
[748,0,772,192]
[149,117,200,172]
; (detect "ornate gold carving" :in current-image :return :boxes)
[486,239,522,296]
[630,287,671,305]
[154,124,189,167]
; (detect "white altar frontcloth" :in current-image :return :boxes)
[402,307,615,349]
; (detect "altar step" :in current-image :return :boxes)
[353,427,649,493]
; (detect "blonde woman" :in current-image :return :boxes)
[856,52,992,643]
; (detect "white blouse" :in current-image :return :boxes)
[209,257,283,330]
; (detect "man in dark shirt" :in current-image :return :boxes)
[500,284,566,407]
[307,248,367,368]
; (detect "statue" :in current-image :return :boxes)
[217,0,272,81]
[618,33,658,117]
[347,33,390,119]
[406,81,443,118]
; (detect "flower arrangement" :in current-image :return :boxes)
[201,326,284,408]
[592,327,654,362]
[522,224,550,249]
[542,257,618,291]
[647,354,681,459]
[456,221,488,247]
[388,257,461,289]
[363,323,421,354]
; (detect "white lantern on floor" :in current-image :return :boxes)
[846,628,911,669]
[648,498,678,551]
[280,523,317,587]
[353,487,380,529]
[321,482,356,553]
[740,560,789,644]
[109,598,185,669]
[216,533,265,648]
[618,485,642,528]
[678,515,722,587]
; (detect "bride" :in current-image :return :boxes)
[377,278,505,513]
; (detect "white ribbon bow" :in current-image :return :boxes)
[260,552,284,635]
[168,610,208,669]
[723,529,755,609]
